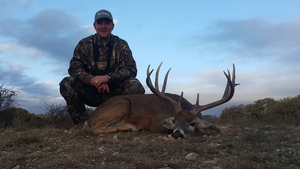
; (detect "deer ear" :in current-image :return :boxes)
[160,117,175,129]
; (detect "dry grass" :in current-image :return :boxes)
[1,121,300,169]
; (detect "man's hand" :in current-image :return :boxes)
[90,75,110,93]
[97,83,110,93]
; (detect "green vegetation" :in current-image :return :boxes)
[219,95,300,125]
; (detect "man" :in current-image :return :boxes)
[59,9,145,125]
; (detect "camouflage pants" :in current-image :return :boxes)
[59,76,145,125]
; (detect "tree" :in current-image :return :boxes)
[245,98,277,120]
[0,84,17,111]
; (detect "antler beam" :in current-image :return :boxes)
[146,62,182,113]
[191,64,239,115]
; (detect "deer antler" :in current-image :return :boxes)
[146,62,183,113]
[191,64,239,115]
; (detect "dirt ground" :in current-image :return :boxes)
[1,121,300,169]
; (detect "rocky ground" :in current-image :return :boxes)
[1,121,300,169]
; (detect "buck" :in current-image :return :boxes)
[82,63,239,138]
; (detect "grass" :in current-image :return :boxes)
[1,121,300,169]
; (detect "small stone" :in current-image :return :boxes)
[113,135,118,141]
[204,158,218,165]
[112,152,119,156]
[208,143,221,148]
[12,165,21,169]
[98,146,105,152]
[185,152,199,161]
[132,137,140,142]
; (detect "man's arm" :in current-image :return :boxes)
[68,41,94,85]
[108,41,138,83]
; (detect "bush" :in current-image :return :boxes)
[219,104,247,124]
[0,107,47,128]
[264,95,300,125]
[41,101,73,128]
[245,98,277,120]
[202,115,219,124]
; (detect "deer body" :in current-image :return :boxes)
[86,93,193,134]
[82,63,239,138]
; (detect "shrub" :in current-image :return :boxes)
[219,104,247,124]
[264,95,300,125]
[202,115,219,124]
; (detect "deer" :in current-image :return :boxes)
[81,63,239,138]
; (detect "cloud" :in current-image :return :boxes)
[0,6,96,113]
[0,63,61,114]
[194,18,300,66]
[0,43,11,52]
[0,0,33,13]
[0,9,93,64]
[0,63,49,95]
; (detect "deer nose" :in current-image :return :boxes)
[172,130,184,139]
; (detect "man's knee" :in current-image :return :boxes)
[59,77,76,97]
[60,76,72,89]
[123,78,145,95]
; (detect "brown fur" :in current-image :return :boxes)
[85,94,177,134]
[79,63,238,137]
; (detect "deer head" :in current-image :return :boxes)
[146,62,239,138]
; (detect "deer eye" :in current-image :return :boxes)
[172,119,176,124]
[190,122,196,127]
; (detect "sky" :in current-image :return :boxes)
[0,0,299,116]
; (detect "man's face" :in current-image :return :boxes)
[93,18,114,39]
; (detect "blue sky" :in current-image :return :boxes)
[0,0,299,116]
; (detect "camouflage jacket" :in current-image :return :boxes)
[68,34,138,85]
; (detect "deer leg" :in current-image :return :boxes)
[90,97,138,134]
[116,123,139,131]
[93,123,139,134]
[92,122,139,134]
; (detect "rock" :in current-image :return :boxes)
[208,143,221,148]
[12,165,21,169]
[113,135,118,142]
[98,146,105,152]
[132,137,140,142]
[185,152,199,161]
[204,158,218,165]
[112,152,119,156]
[212,167,221,169]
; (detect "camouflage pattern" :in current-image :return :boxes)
[60,34,145,125]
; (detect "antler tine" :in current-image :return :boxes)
[191,93,200,115]
[191,64,239,115]
[178,91,183,110]
[222,64,240,98]
[232,64,240,86]
[146,62,182,113]
[146,65,155,90]
[155,62,162,90]
[162,68,171,93]
[154,62,172,93]
[222,69,232,98]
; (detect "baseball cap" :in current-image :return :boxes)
[94,9,113,22]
